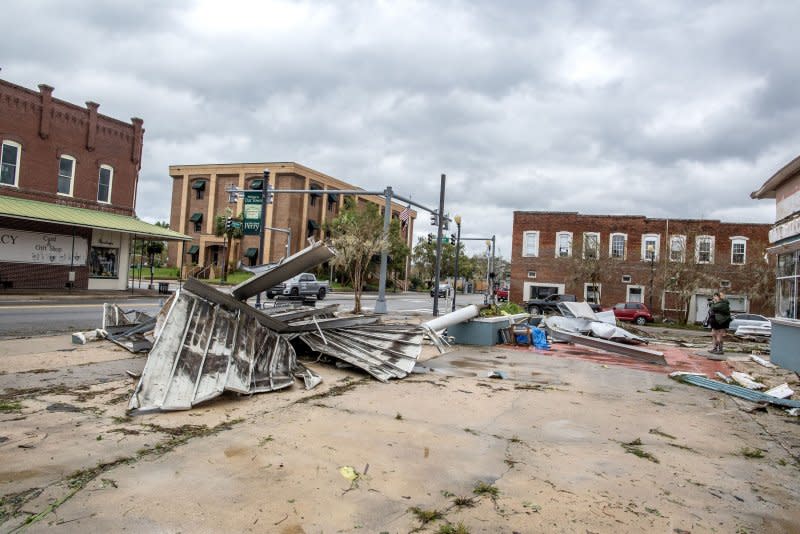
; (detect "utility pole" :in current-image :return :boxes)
[374,186,392,314]
[452,215,461,312]
[255,169,269,309]
[433,174,446,316]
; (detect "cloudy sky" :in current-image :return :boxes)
[4,0,798,257]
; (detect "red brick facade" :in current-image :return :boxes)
[511,212,772,321]
[0,79,143,215]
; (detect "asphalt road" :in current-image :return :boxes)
[0,292,488,338]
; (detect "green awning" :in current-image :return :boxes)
[244,247,259,258]
[0,195,191,241]
[187,245,200,254]
[310,184,322,197]
[327,192,339,202]
[307,219,320,230]
[191,180,206,190]
[189,212,203,223]
[250,179,263,190]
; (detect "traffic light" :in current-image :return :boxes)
[430,212,438,226]
[427,234,433,244]
[263,169,273,204]
[443,214,449,230]
[225,217,232,232]
[450,234,456,244]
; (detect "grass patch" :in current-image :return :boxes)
[437,522,470,534]
[463,428,479,435]
[650,385,672,393]
[668,443,697,453]
[740,447,765,459]
[452,496,476,507]
[621,438,660,464]
[409,506,443,524]
[0,400,23,413]
[258,435,274,447]
[473,481,500,500]
[522,501,541,512]
[648,428,676,439]
[294,377,368,405]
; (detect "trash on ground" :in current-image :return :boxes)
[670,373,800,409]
[730,371,765,390]
[487,370,507,379]
[750,355,777,368]
[764,383,794,399]
[545,317,665,365]
[72,329,105,345]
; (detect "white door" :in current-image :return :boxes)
[626,285,644,303]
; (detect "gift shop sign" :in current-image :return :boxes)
[0,228,88,265]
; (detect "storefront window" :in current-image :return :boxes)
[90,246,119,278]
[776,251,798,319]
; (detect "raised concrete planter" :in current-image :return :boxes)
[770,317,800,372]
[447,313,529,346]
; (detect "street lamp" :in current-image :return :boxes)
[452,215,462,312]
[647,243,655,311]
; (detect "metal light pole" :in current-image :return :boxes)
[255,169,269,309]
[452,215,461,312]
[375,186,392,314]
[432,174,446,316]
[647,243,655,311]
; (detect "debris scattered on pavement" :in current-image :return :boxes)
[764,383,794,399]
[730,371,765,390]
[670,372,800,409]
[750,355,777,369]
[487,370,507,379]
[71,329,105,345]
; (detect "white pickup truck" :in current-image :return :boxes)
[267,273,329,300]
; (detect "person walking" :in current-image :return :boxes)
[709,291,731,354]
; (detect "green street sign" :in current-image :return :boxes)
[243,192,262,235]
[230,221,242,230]
[442,237,450,244]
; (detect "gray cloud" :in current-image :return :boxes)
[2,0,796,258]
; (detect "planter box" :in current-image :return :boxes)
[447,313,529,346]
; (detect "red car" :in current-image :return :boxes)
[612,302,654,325]
[495,287,509,302]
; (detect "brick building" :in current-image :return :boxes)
[751,154,800,371]
[0,77,188,290]
[167,162,416,281]
[511,211,772,322]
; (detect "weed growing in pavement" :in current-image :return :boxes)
[0,400,23,413]
[740,447,765,459]
[437,522,470,534]
[649,428,676,439]
[395,412,403,420]
[409,506,443,524]
[473,481,500,500]
[650,385,672,393]
[621,438,660,463]
[452,496,476,507]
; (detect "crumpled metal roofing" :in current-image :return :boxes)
[672,374,800,408]
[128,289,320,413]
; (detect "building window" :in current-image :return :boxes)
[621,274,632,283]
[555,231,572,257]
[89,247,118,278]
[695,235,714,264]
[1,140,21,187]
[730,237,747,265]
[610,233,626,259]
[58,155,76,196]
[527,271,537,278]
[522,231,539,257]
[583,232,599,259]
[641,234,660,261]
[669,235,686,262]
[720,280,731,288]
[189,212,203,233]
[584,283,601,304]
[97,165,113,203]
[777,251,798,319]
[192,179,206,199]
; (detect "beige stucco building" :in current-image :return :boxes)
[167,162,415,280]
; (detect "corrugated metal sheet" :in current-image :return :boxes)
[298,324,424,382]
[128,290,320,413]
[673,374,800,408]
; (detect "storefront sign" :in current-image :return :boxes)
[0,228,88,266]
[243,192,262,236]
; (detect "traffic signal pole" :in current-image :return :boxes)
[255,170,269,308]
[432,174,446,317]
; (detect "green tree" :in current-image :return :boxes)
[328,199,393,313]
[214,212,244,280]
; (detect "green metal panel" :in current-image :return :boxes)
[0,195,191,240]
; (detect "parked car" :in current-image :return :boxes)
[267,273,329,299]
[495,287,509,302]
[526,294,602,315]
[430,283,451,298]
[728,313,771,333]
[612,302,654,325]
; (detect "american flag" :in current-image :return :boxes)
[399,205,411,226]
